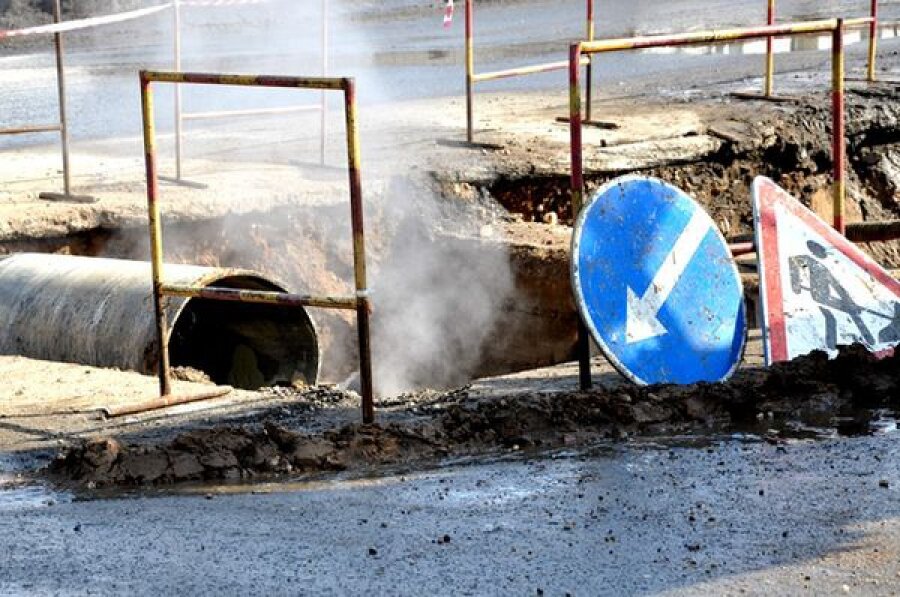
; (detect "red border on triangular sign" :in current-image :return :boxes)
[752,176,900,364]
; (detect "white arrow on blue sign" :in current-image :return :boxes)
[571,175,747,385]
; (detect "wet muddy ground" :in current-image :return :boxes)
[47,344,900,488]
[5,431,900,595]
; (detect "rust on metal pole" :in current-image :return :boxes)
[585,0,594,122]
[465,0,475,143]
[580,19,840,54]
[142,71,345,89]
[569,43,592,391]
[764,0,775,96]
[343,78,375,423]
[320,0,329,165]
[845,220,900,243]
[102,387,232,418]
[52,0,71,196]
[140,73,172,397]
[728,242,756,257]
[868,0,878,82]
[832,20,846,234]
[161,284,358,310]
[173,0,184,180]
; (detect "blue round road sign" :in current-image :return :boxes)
[571,175,746,385]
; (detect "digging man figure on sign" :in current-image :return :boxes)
[788,240,876,350]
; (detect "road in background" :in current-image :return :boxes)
[0,0,897,147]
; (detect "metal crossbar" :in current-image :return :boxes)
[140,70,376,423]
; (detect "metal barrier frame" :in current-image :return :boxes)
[567,18,866,390]
[761,0,880,98]
[170,0,330,184]
[140,70,375,423]
[0,0,75,200]
[464,0,595,143]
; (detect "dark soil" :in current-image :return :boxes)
[480,88,900,265]
[49,344,900,487]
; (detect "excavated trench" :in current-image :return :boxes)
[484,92,900,267]
[2,90,900,393]
[21,88,900,489]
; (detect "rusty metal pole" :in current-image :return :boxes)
[465,0,474,143]
[764,0,775,96]
[140,73,172,397]
[173,0,184,180]
[320,0,329,165]
[868,0,878,82]
[832,20,846,235]
[343,78,375,423]
[585,0,594,123]
[569,43,592,391]
[52,0,71,196]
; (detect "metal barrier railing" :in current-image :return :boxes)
[464,0,596,143]
[567,18,872,390]
[759,0,880,98]
[0,1,329,196]
[169,0,330,185]
[0,0,171,201]
[463,1,887,140]
[140,70,375,423]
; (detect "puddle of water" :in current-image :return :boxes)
[642,23,900,56]
[0,455,70,512]
[0,484,64,512]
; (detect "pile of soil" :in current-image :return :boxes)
[49,345,900,487]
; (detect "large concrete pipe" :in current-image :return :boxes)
[0,254,319,389]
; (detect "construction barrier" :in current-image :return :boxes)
[170,0,330,184]
[0,0,329,195]
[464,0,595,143]
[0,1,173,201]
[140,70,375,423]
[567,18,877,391]
[759,0,880,98]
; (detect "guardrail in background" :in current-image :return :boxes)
[567,17,887,391]
[0,0,173,202]
[141,70,376,424]
[464,0,596,143]
[759,0,880,98]
[169,0,330,186]
[0,0,329,197]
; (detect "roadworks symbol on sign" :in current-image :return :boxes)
[752,176,900,364]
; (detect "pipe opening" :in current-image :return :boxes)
[168,276,319,391]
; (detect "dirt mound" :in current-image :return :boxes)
[50,422,444,487]
[49,345,900,487]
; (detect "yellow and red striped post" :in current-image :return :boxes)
[342,77,375,424]
[832,20,846,234]
[585,0,595,123]
[569,42,593,391]
[868,0,878,82]
[139,72,172,398]
[764,0,775,97]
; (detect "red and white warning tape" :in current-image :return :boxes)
[0,3,172,39]
[443,0,454,28]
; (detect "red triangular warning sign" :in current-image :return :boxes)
[752,176,900,365]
